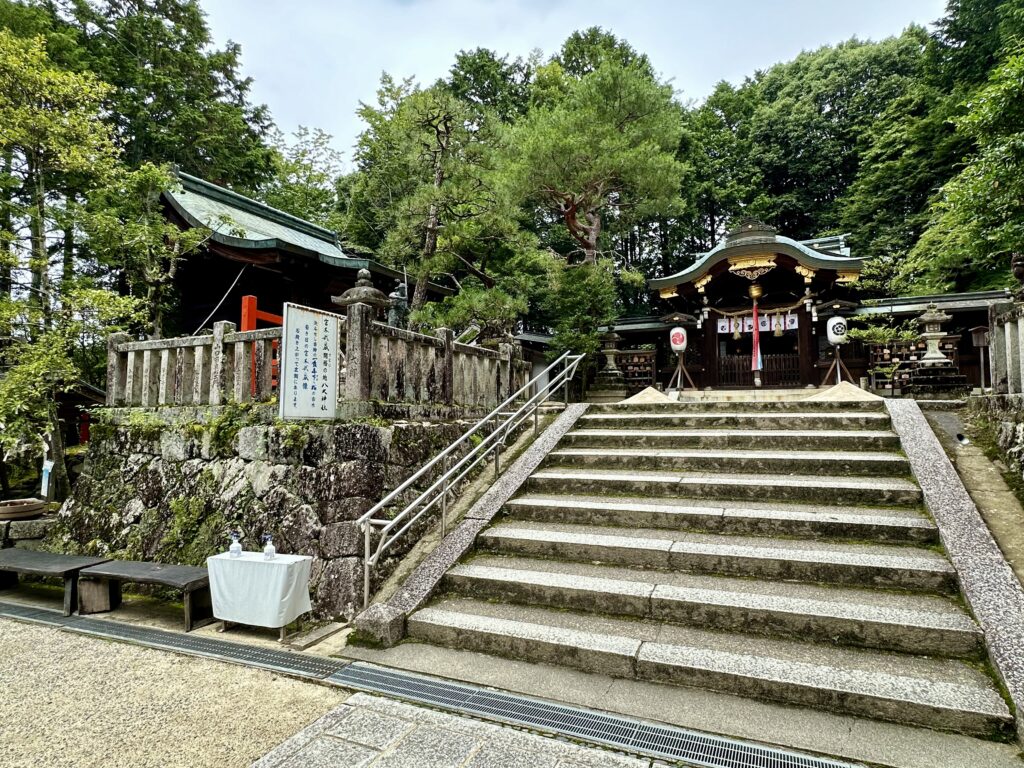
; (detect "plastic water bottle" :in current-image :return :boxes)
[229,531,242,558]
[262,534,276,561]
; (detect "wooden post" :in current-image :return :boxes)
[240,295,258,331]
[105,333,129,406]
[344,304,373,401]
[702,319,718,389]
[798,306,814,387]
[210,321,236,405]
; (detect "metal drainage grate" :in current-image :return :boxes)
[0,600,345,680]
[0,602,862,768]
[0,601,76,626]
[329,663,864,768]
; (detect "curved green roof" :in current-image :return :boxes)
[648,221,864,291]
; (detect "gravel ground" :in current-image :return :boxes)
[0,618,345,768]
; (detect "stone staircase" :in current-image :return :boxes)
[404,399,1014,740]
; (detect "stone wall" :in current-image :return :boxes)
[50,410,468,620]
[1,516,56,550]
[969,394,1024,471]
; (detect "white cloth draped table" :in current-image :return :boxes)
[206,551,313,628]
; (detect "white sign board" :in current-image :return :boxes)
[716,313,798,334]
[279,303,341,420]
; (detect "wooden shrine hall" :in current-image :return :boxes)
[161,171,452,336]
[648,219,864,389]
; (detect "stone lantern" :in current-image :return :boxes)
[589,332,628,403]
[332,268,389,315]
[600,332,622,373]
[918,302,951,366]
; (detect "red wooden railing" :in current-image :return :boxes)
[240,295,282,396]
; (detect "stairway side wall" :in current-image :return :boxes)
[49,414,467,620]
[887,397,1024,742]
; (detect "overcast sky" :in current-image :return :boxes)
[200,0,948,165]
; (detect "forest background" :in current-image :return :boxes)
[2,0,1024,496]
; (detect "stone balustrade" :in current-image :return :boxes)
[106,305,527,412]
[989,300,1024,394]
[105,323,284,407]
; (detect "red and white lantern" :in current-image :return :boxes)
[669,327,688,353]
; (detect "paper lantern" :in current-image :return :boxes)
[826,316,849,345]
[669,327,688,353]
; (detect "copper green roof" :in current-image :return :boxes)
[164,172,452,293]
[165,172,357,266]
[648,219,864,291]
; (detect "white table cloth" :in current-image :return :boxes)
[206,551,313,628]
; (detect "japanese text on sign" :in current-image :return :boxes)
[279,303,341,420]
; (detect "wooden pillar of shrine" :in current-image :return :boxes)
[798,304,815,387]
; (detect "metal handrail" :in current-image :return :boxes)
[358,350,585,607]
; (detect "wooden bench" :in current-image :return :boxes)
[0,549,112,616]
[78,560,215,632]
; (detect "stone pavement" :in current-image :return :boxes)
[252,692,657,768]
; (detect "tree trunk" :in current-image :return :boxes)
[410,162,445,317]
[27,153,50,330]
[0,151,12,298]
[48,402,71,502]
[61,218,75,300]
[0,457,10,498]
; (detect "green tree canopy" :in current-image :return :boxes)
[504,60,683,265]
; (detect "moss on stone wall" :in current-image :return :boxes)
[49,412,469,620]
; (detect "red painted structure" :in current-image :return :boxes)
[240,295,282,396]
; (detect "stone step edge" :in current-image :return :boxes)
[550,448,908,462]
[479,525,957,592]
[408,607,1011,738]
[443,563,982,656]
[505,495,934,526]
[530,469,920,491]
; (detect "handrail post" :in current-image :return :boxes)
[355,351,582,609]
[441,455,449,536]
[363,522,372,609]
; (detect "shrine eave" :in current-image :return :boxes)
[164,171,453,295]
[648,235,865,292]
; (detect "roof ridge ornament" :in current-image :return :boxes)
[726,217,777,244]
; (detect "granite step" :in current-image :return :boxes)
[578,411,892,430]
[478,521,957,592]
[546,447,910,477]
[443,556,982,657]
[588,400,886,413]
[525,468,923,506]
[504,494,938,543]
[407,597,1012,738]
[562,428,901,451]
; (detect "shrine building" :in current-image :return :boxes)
[648,219,863,388]
[161,171,451,335]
